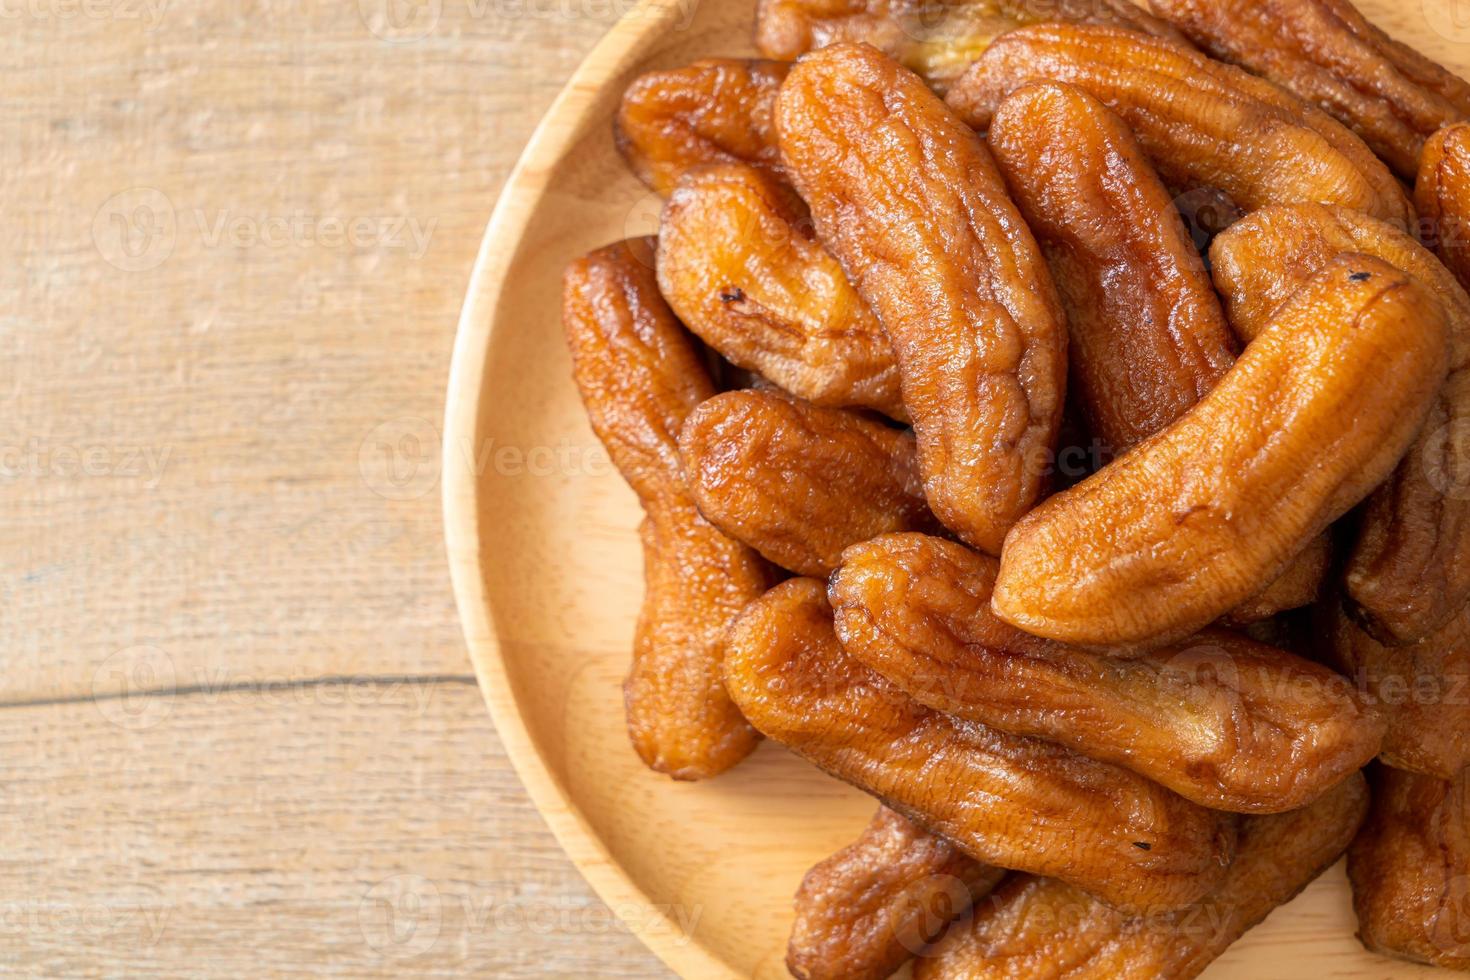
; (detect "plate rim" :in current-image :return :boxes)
[441,3,743,978]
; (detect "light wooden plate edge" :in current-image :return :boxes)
[441,3,742,978]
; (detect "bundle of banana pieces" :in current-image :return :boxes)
[561,0,1470,974]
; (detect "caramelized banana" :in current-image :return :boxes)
[1422,123,1470,289]
[679,390,939,576]
[755,0,1188,94]
[993,256,1450,648]
[987,82,1234,454]
[656,165,904,419]
[918,772,1369,979]
[1150,0,1470,179]
[724,578,1236,913]
[615,59,788,195]
[946,23,1412,226]
[788,806,1005,980]
[776,43,1069,555]
[832,533,1382,812]
[1328,600,1470,780]
[986,84,1329,622]
[563,238,768,779]
[1212,204,1470,644]
[1348,766,1470,971]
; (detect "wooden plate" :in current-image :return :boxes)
[443,3,1463,976]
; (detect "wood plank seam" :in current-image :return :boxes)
[0,673,479,712]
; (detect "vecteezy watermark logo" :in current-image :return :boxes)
[891,874,974,956]
[358,0,441,40]
[1158,641,1243,723]
[91,645,177,730]
[458,438,613,480]
[360,416,442,501]
[0,438,172,489]
[1170,188,1241,267]
[1427,874,1470,956]
[622,190,665,247]
[359,422,615,499]
[93,191,436,271]
[0,0,170,28]
[193,210,435,258]
[0,899,172,946]
[1422,418,1470,500]
[359,874,443,958]
[92,188,177,272]
[1424,0,1470,43]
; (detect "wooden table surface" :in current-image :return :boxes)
[3,2,673,975]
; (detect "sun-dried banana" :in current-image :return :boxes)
[946,23,1412,226]
[724,577,1237,913]
[1212,203,1470,645]
[988,84,1339,623]
[563,238,769,779]
[832,533,1383,812]
[657,164,904,419]
[986,81,1234,453]
[918,772,1368,979]
[1422,122,1470,288]
[680,390,938,576]
[1348,766,1470,971]
[756,0,1188,94]
[1328,599,1470,780]
[777,42,1068,555]
[615,59,788,195]
[1150,0,1470,179]
[994,256,1449,647]
[788,806,1004,980]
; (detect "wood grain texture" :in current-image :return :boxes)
[8,0,1470,974]
[2,0,672,975]
[444,0,1470,978]
[0,685,672,977]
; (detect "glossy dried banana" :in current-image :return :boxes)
[917,772,1369,980]
[679,390,939,576]
[755,0,1188,94]
[986,84,1328,622]
[563,238,768,779]
[987,81,1235,453]
[1150,0,1470,179]
[1212,203,1470,645]
[832,533,1383,812]
[1422,123,1470,288]
[615,59,788,196]
[1348,766,1470,971]
[993,255,1450,648]
[656,164,904,419]
[1328,599,1470,780]
[723,577,1237,913]
[777,42,1069,555]
[946,23,1413,226]
[788,806,1004,980]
